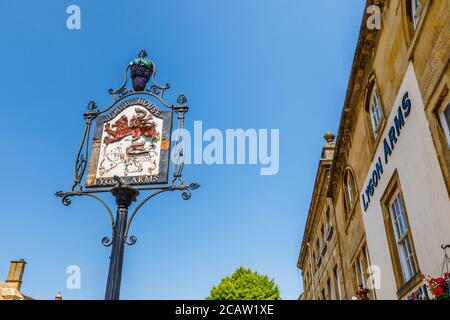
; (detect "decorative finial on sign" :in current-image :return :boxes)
[138,49,147,59]
[130,49,154,92]
[177,94,187,105]
[87,100,97,111]
[108,50,171,103]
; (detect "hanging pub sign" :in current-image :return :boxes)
[55,50,199,301]
[60,49,189,190]
[81,49,180,188]
[85,98,172,187]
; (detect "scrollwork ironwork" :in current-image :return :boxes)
[71,102,101,191]
[55,190,114,226]
[182,189,191,200]
[108,64,132,97]
[56,183,200,249]
[122,184,200,243]
[55,191,72,206]
[189,183,200,190]
[126,236,137,246]
[102,237,112,247]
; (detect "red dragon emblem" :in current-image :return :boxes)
[103,108,160,146]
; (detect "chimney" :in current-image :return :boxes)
[321,132,335,160]
[6,259,26,291]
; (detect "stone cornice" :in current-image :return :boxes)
[327,0,385,200]
[298,0,386,271]
[298,158,332,268]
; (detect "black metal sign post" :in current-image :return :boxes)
[104,183,138,300]
[56,50,199,300]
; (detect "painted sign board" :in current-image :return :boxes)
[85,98,172,187]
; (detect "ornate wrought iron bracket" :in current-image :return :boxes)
[440,244,450,276]
[55,182,199,247]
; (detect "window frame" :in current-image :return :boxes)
[343,167,358,220]
[381,171,421,297]
[428,83,450,197]
[364,246,376,295]
[353,263,359,292]
[364,76,386,156]
[358,255,367,288]
[411,0,422,29]
[350,244,374,299]
[388,192,418,283]
[368,85,384,139]
[333,266,342,300]
[438,100,450,148]
[326,208,331,229]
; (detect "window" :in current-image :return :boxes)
[326,278,332,300]
[382,172,420,292]
[411,0,421,29]
[438,101,450,147]
[353,254,367,290]
[388,192,418,283]
[351,246,372,298]
[303,271,309,291]
[353,264,359,292]
[320,225,325,242]
[315,238,321,265]
[325,208,333,240]
[325,209,330,228]
[358,255,367,288]
[368,85,384,139]
[364,246,375,290]
[343,168,358,216]
[333,266,342,300]
[307,271,312,290]
[402,0,426,46]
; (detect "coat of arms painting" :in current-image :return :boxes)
[86,98,172,187]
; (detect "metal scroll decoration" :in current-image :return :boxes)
[55,49,199,246]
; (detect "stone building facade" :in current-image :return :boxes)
[298,0,450,300]
[297,133,346,300]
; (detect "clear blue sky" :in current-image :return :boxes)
[0,1,365,300]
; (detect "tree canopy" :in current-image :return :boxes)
[206,267,281,300]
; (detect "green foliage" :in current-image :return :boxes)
[130,58,153,69]
[206,267,281,300]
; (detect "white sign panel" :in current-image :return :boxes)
[86,98,172,187]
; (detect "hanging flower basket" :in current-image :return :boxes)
[422,273,450,300]
[130,58,154,91]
